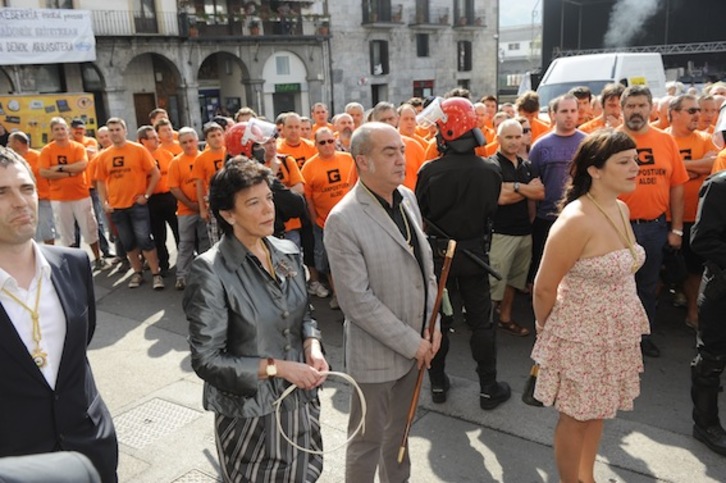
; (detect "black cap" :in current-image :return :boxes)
[70,118,85,128]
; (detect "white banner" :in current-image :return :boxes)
[0,8,96,66]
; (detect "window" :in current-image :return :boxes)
[458,79,470,90]
[370,40,389,76]
[195,0,228,23]
[413,80,434,98]
[45,0,73,8]
[415,0,430,23]
[454,0,474,25]
[134,0,158,33]
[457,41,472,72]
[276,56,291,76]
[508,43,520,51]
[416,34,429,57]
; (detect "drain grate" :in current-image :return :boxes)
[171,469,221,482]
[115,398,202,449]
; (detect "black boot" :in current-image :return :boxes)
[428,317,451,403]
[480,381,511,410]
[691,352,726,455]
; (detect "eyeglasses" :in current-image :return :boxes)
[318,139,336,145]
[522,127,531,134]
[679,107,701,115]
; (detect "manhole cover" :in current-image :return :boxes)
[115,398,202,449]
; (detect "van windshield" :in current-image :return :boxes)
[537,81,612,111]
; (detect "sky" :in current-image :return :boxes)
[499,0,543,27]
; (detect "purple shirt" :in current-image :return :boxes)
[529,130,587,220]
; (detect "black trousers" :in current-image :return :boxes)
[147,192,179,271]
[528,216,555,284]
[429,274,498,390]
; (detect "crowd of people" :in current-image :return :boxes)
[1,77,726,482]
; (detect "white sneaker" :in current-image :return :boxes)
[308,281,330,298]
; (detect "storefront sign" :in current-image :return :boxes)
[0,8,96,65]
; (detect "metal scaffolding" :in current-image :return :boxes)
[553,41,726,58]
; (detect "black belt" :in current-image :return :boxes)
[631,214,665,224]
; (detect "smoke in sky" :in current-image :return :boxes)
[604,0,662,47]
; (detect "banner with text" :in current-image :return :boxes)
[0,8,96,66]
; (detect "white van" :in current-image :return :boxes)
[536,53,667,109]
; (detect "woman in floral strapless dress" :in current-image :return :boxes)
[531,129,650,483]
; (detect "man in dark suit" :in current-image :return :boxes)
[0,146,118,482]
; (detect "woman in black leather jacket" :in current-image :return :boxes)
[184,157,328,482]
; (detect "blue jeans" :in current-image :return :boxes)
[631,215,668,331]
[111,203,155,253]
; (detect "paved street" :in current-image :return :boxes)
[87,251,726,482]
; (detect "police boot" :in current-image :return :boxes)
[428,317,452,404]
[691,352,726,456]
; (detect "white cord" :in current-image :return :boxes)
[272,370,366,455]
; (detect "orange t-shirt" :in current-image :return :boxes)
[476,140,499,158]
[712,148,726,174]
[168,152,199,216]
[151,147,174,194]
[424,139,441,161]
[191,148,226,190]
[530,117,550,143]
[618,128,689,220]
[402,135,425,191]
[160,141,183,156]
[273,154,305,232]
[301,151,354,227]
[415,125,433,140]
[96,142,157,209]
[670,130,718,222]
[23,149,50,200]
[39,140,89,201]
[277,138,317,169]
[579,116,606,134]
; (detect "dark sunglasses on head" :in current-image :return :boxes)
[318,139,336,145]
[522,127,531,133]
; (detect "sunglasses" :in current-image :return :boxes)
[680,107,701,114]
[522,127,531,134]
[318,139,336,145]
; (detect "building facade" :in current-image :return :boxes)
[0,0,497,137]
[497,22,541,102]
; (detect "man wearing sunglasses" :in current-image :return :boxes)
[301,128,355,310]
[665,94,719,330]
[619,86,689,358]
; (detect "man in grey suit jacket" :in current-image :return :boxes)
[0,147,118,482]
[325,123,440,482]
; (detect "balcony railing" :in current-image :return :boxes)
[91,10,180,36]
[453,9,486,28]
[362,2,404,25]
[409,7,450,26]
[90,10,329,38]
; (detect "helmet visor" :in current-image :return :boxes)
[242,118,278,145]
[713,104,726,149]
[416,97,447,129]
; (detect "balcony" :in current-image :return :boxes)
[409,7,450,28]
[362,2,404,27]
[453,9,486,29]
[90,10,329,39]
[91,10,181,36]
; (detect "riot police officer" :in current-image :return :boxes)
[415,97,510,409]
[690,169,726,455]
[690,105,726,455]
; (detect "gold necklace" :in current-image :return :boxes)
[260,241,277,280]
[2,276,47,368]
[586,193,639,273]
[361,183,414,253]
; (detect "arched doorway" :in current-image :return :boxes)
[261,51,309,117]
[123,53,183,131]
[81,63,108,125]
[0,68,14,94]
[197,52,249,123]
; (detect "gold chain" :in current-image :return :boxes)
[361,183,414,252]
[585,193,639,273]
[261,241,277,280]
[2,276,48,368]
